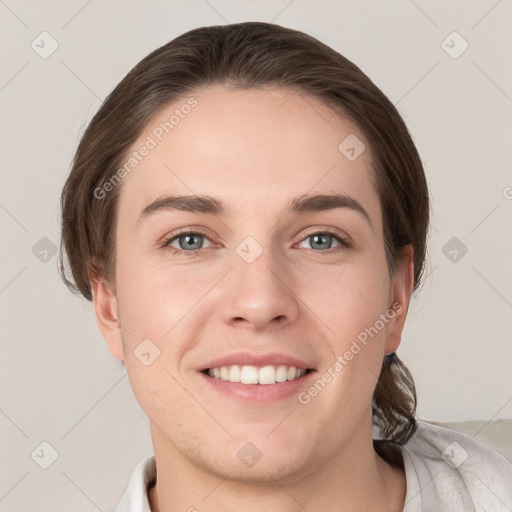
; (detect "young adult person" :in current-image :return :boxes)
[59,21,512,512]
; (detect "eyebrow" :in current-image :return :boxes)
[136,193,372,229]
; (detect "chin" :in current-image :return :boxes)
[198,434,315,484]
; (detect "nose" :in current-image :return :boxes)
[218,244,301,332]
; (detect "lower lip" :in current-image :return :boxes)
[198,370,317,403]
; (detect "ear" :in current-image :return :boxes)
[90,274,125,361]
[384,245,415,355]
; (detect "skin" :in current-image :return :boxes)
[91,85,414,511]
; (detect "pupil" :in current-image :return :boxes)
[312,234,331,250]
[182,234,201,250]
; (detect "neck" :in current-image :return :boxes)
[147,419,405,512]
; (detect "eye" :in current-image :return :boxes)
[296,231,350,252]
[162,230,213,256]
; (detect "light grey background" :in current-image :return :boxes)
[1,0,511,510]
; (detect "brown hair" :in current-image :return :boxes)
[59,22,428,465]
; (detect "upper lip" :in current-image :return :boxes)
[198,351,315,372]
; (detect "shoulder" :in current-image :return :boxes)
[400,420,512,510]
[115,455,156,512]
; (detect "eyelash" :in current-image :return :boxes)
[161,228,351,257]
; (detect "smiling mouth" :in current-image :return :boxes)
[201,364,314,385]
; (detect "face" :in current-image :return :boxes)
[93,85,412,483]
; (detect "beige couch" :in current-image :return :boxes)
[427,419,512,462]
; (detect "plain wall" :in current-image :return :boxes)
[1,1,511,510]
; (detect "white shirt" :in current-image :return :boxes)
[115,420,512,511]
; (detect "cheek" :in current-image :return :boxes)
[301,276,391,429]
[308,261,391,341]
[116,252,211,334]
[122,355,207,446]
[305,259,391,398]
[115,262,209,424]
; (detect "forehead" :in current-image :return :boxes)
[116,85,380,224]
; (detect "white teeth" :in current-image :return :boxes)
[275,365,288,382]
[240,365,259,384]
[205,364,309,385]
[259,365,276,385]
[229,365,241,382]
